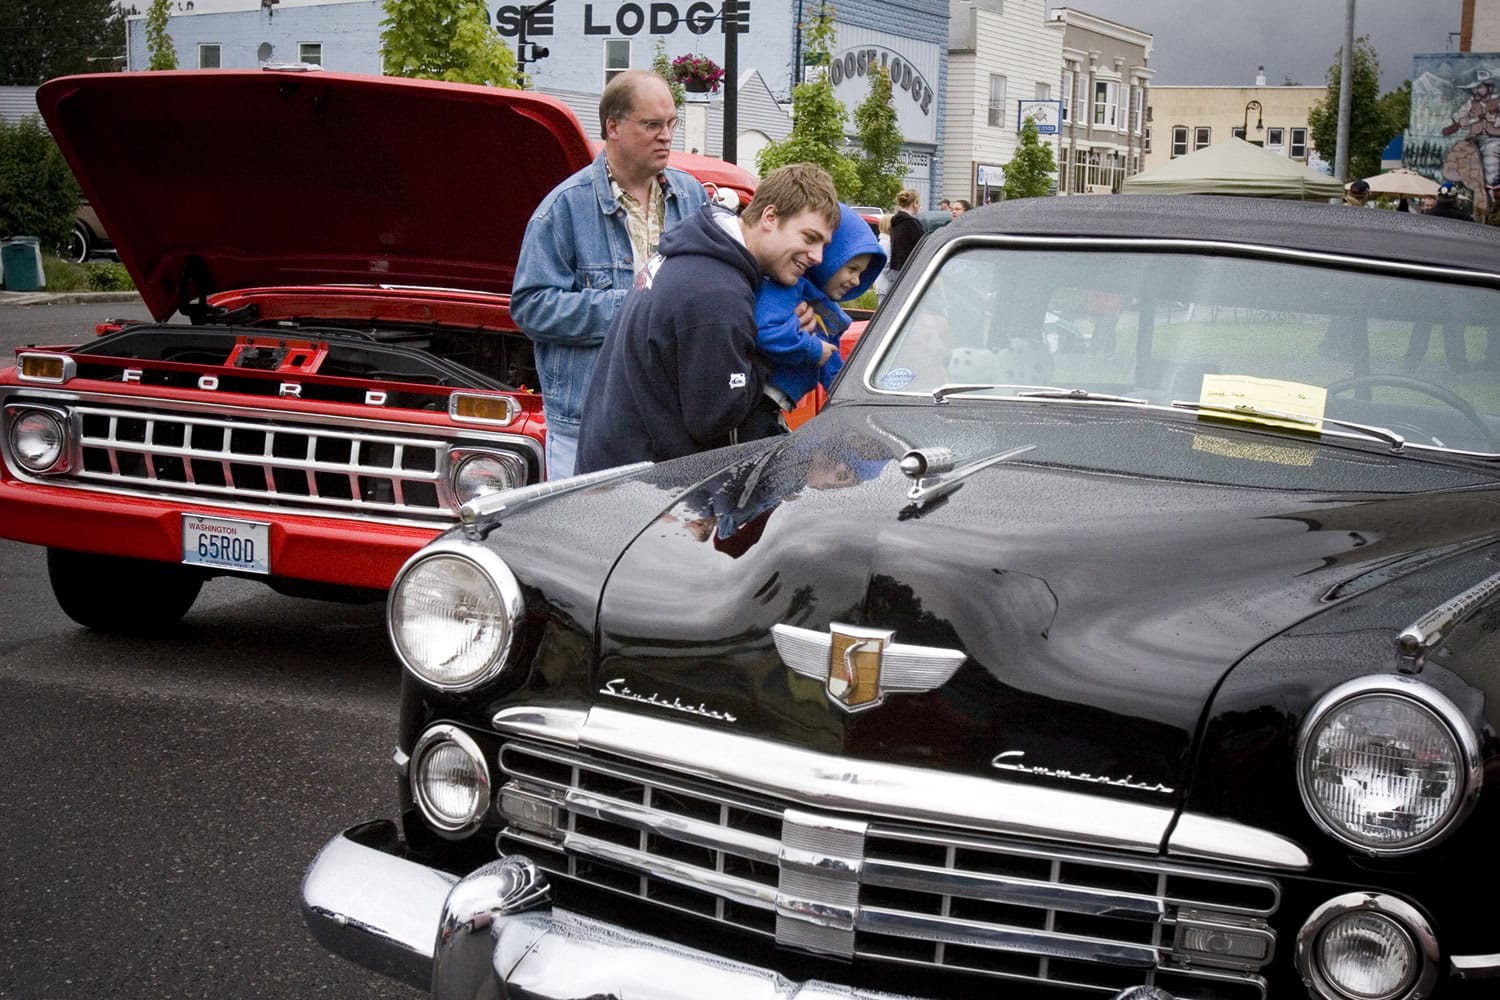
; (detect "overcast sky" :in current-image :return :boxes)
[1052,1,1464,92]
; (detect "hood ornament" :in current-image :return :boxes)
[772,623,966,713]
[900,443,1035,516]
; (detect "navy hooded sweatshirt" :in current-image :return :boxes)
[576,204,767,474]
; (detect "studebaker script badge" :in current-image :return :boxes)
[771,623,966,714]
[599,678,738,724]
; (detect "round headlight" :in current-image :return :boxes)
[452,451,527,505]
[388,543,523,690]
[1297,677,1478,854]
[411,725,491,835]
[10,409,67,473]
[1297,893,1437,1000]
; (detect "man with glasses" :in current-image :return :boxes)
[512,69,707,479]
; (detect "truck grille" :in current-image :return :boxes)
[2,396,526,522]
[496,741,1277,999]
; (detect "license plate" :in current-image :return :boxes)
[181,515,271,574]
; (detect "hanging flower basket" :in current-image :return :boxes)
[670,53,724,94]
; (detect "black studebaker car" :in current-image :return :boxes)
[303,196,1500,1000]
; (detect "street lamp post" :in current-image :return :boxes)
[1241,99,1264,139]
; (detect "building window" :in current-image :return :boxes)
[1144,126,1152,153]
[1290,127,1308,159]
[1093,80,1119,128]
[1232,126,1247,140]
[198,43,221,69]
[1266,126,1285,151]
[1061,68,1074,120]
[604,39,630,84]
[1171,125,1188,157]
[1076,71,1089,123]
[1035,81,1050,101]
[1130,84,1143,134]
[298,42,322,66]
[1194,126,1211,150]
[988,74,1007,128]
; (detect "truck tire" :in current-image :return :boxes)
[47,548,204,634]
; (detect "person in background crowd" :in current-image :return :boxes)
[575,163,841,473]
[872,213,894,299]
[885,189,925,295]
[938,198,951,212]
[511,69,707,479]
[1421,194,1437,212]
[950,199,971,217]
[1425,182,1474,221]
[1343,179,1372,207]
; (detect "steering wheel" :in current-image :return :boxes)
[1325,374,1500,451]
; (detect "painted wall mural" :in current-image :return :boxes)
[1410,53,1500,215]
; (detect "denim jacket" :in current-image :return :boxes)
[510,151,707,434]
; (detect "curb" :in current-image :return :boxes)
[0,290,143,307]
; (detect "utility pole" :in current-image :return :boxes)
[1333,0,1354,181]
[722,0,739,164]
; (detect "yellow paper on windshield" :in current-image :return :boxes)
[1197,374,1327,432]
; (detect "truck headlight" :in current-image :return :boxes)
[1297,676,1478,855]
[451,449,527,504]
[8,406,70,473]
[388,542,523,690]
[411,724,491,835]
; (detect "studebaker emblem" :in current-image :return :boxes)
[771,623,966,714]
[600,677,738,724]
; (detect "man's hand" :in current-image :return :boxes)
[794,301,817,333]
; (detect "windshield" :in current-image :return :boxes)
[868,246,1500,455]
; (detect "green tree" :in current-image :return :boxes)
[1001,115,1057,200]
[145,0,177,71]
[755,3,859,198]
[1306,35,1405,181]
[381,0,519,88]
[0,0,127,85]
[851,65,904,209]
[653,39,685,112]
[0,116,80,251]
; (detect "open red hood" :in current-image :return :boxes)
[37,70,597,321]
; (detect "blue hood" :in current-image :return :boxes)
[808,204,886,301]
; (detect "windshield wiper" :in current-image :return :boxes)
[1170,400,1406,451]
[931,383,1146,404]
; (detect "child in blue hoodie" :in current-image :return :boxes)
[742,204,887,438]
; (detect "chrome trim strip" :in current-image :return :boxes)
[561,787,780,864]
[858,906,1159,968]
[1398,569,1500,666]
[560,829,779,911]
[461,461,652,523]
[1167,814,1311,871]
[576,707,1175,852]
[492,705,588,745]
[1451,953,1500,979]
[863,857,1163,920]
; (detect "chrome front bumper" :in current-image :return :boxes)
[302,821,940,1000]
[302,821,1183,1000]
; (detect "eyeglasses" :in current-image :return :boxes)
[622,116,679,135]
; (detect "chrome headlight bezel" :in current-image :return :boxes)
[387,541,524,691]
[410,724,492,836]
[1296,675,1480,856]
[6,404,72,474]
[1295,892,1437,1000]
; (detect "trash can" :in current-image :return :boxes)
[1,236,46,292]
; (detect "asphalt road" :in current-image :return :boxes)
[0,537,423,1000]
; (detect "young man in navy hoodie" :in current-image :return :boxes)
[575,163,840,473]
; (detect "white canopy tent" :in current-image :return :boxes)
[1121,138,1344,201]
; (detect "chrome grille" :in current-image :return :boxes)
[24,399,492,521]
[497,741,1276,999]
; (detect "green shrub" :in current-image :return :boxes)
[83,260,134,291]
[41,257,89,291]
[0,117,79,253]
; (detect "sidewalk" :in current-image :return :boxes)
[0,290,143,307]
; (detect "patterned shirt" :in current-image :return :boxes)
[610,171,668,275]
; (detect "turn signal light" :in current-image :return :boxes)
[450,392,518,425]
[17,353,73,383]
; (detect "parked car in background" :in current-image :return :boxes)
[304,196,1500,999]
[66,195,114,263]
[2,69,752,633]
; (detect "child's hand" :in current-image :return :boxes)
[819,340,836,365]
[794,301,817,333]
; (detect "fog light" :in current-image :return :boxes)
[8,408,69,473]
[411,725,491,836]
[1297,893,1437,1000]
